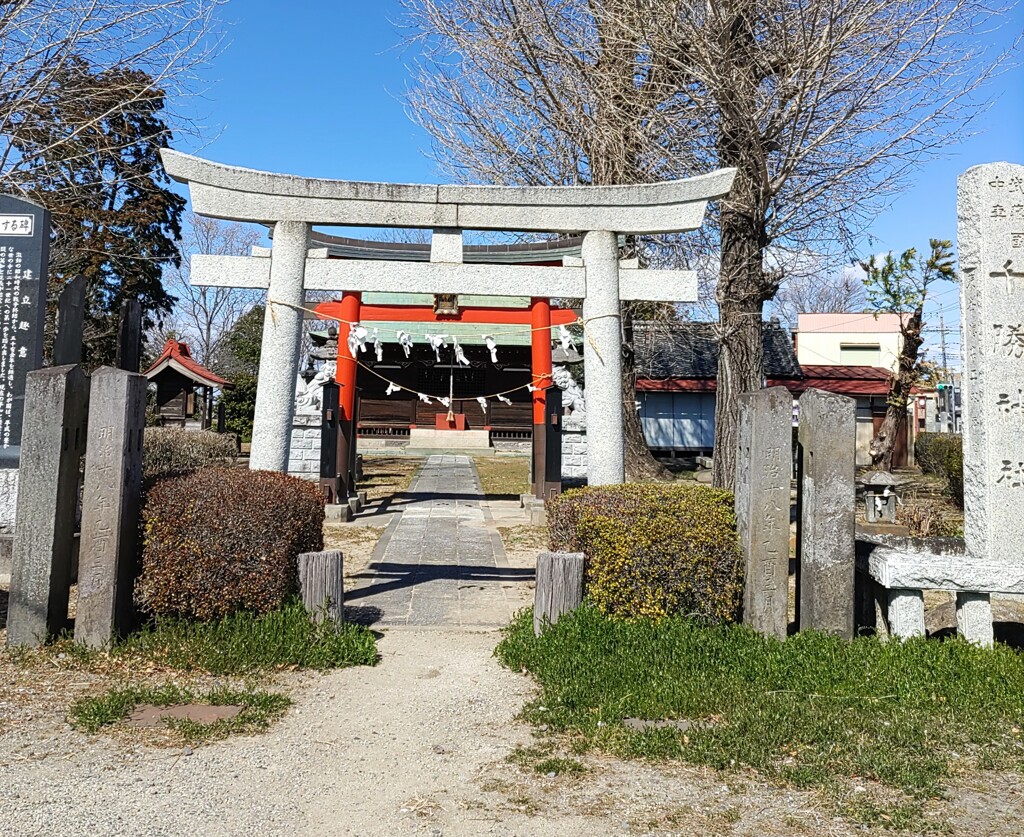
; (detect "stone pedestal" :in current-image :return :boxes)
[250,220,310,472]
[74,368,147,648]
[736,387,792,640]
[796,387,856,639]
[581,231,623,485]
[888,589,926,639]
[956,591,994,646]
[7,365,89,647]
[561,414,588,480]
[288,413,322,480]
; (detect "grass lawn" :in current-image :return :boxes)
[474,455,530,498]
[5,602,378,745]
[497,604,1024,830]
[14,600,379,676]
[68,683,291,743]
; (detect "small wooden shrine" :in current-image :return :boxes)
[144,339,233,429]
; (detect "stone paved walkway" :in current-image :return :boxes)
[345,455,533,627]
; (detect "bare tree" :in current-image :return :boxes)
[163,212,264,366]
[0,0,223,198]
[769,257,869,330]
[402,0,698,479]
[401,0,1015,488]
[862,239,955,471]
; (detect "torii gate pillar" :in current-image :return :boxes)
[581,231,624,485]
[250,220,309,472]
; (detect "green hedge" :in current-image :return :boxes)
[138,469,324,621]
[143,427,238,482]
[548,483,742,621]
[914,432,963,509]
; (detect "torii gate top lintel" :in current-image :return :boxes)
[161,149,733,486]
[160,149,735,236]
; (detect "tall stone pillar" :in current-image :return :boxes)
[74,367,147,648]
[736,386,793,639]
[796,387,856,639]
[250,220,310,472]
[7,365,89,647]
[581,231,623,485]
[957,163,1024,581]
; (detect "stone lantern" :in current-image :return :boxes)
[862,471,899,524]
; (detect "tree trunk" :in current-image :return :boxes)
[713,298,765,489]
[870,309,923,471]
[710,9,776,491]
[870,408,905,472]
[711,152,771,490]
[622,302,670,481]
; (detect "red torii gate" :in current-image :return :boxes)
[313,294,578,497]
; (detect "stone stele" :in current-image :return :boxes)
[736,386,793,640]
[957,162,1024,572]
[796,387,856,639]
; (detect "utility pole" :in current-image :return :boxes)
[936,315,954,433]
[938,314,950,382]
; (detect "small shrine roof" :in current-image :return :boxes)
[144,339,233,388]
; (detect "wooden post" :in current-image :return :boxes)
[534,551,585,636]
[298,550,345,623]
[319,381,343,504]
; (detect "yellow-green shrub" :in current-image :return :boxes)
[548,483,742,621]
[138,469,324,621]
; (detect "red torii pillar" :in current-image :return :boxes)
[313,292,361,503]
[530,298,555,500]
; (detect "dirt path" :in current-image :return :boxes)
[0,628,867,837]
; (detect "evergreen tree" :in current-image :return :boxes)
[12,57,185,367]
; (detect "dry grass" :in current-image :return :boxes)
[474,456,530,498]
[357,455,422,501]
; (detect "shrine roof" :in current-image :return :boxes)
[633,320,802,381]
[307,231,583,265]
[786,365,894,396]
[144,339,233,388]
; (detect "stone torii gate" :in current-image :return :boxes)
[160,150,734,485]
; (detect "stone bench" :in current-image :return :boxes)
[855,534,1023,646]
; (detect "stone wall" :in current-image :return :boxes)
[288,414,322,481]
[561,414,588,480]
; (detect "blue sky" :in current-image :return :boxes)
[175,1,1024,365]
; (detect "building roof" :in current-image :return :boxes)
[633,320,802,382]
[144,339,233,389]
[796,312,906,334]
[787,364,893,397]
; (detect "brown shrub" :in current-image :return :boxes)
[138,469,325,621]
[143,427,238,482]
